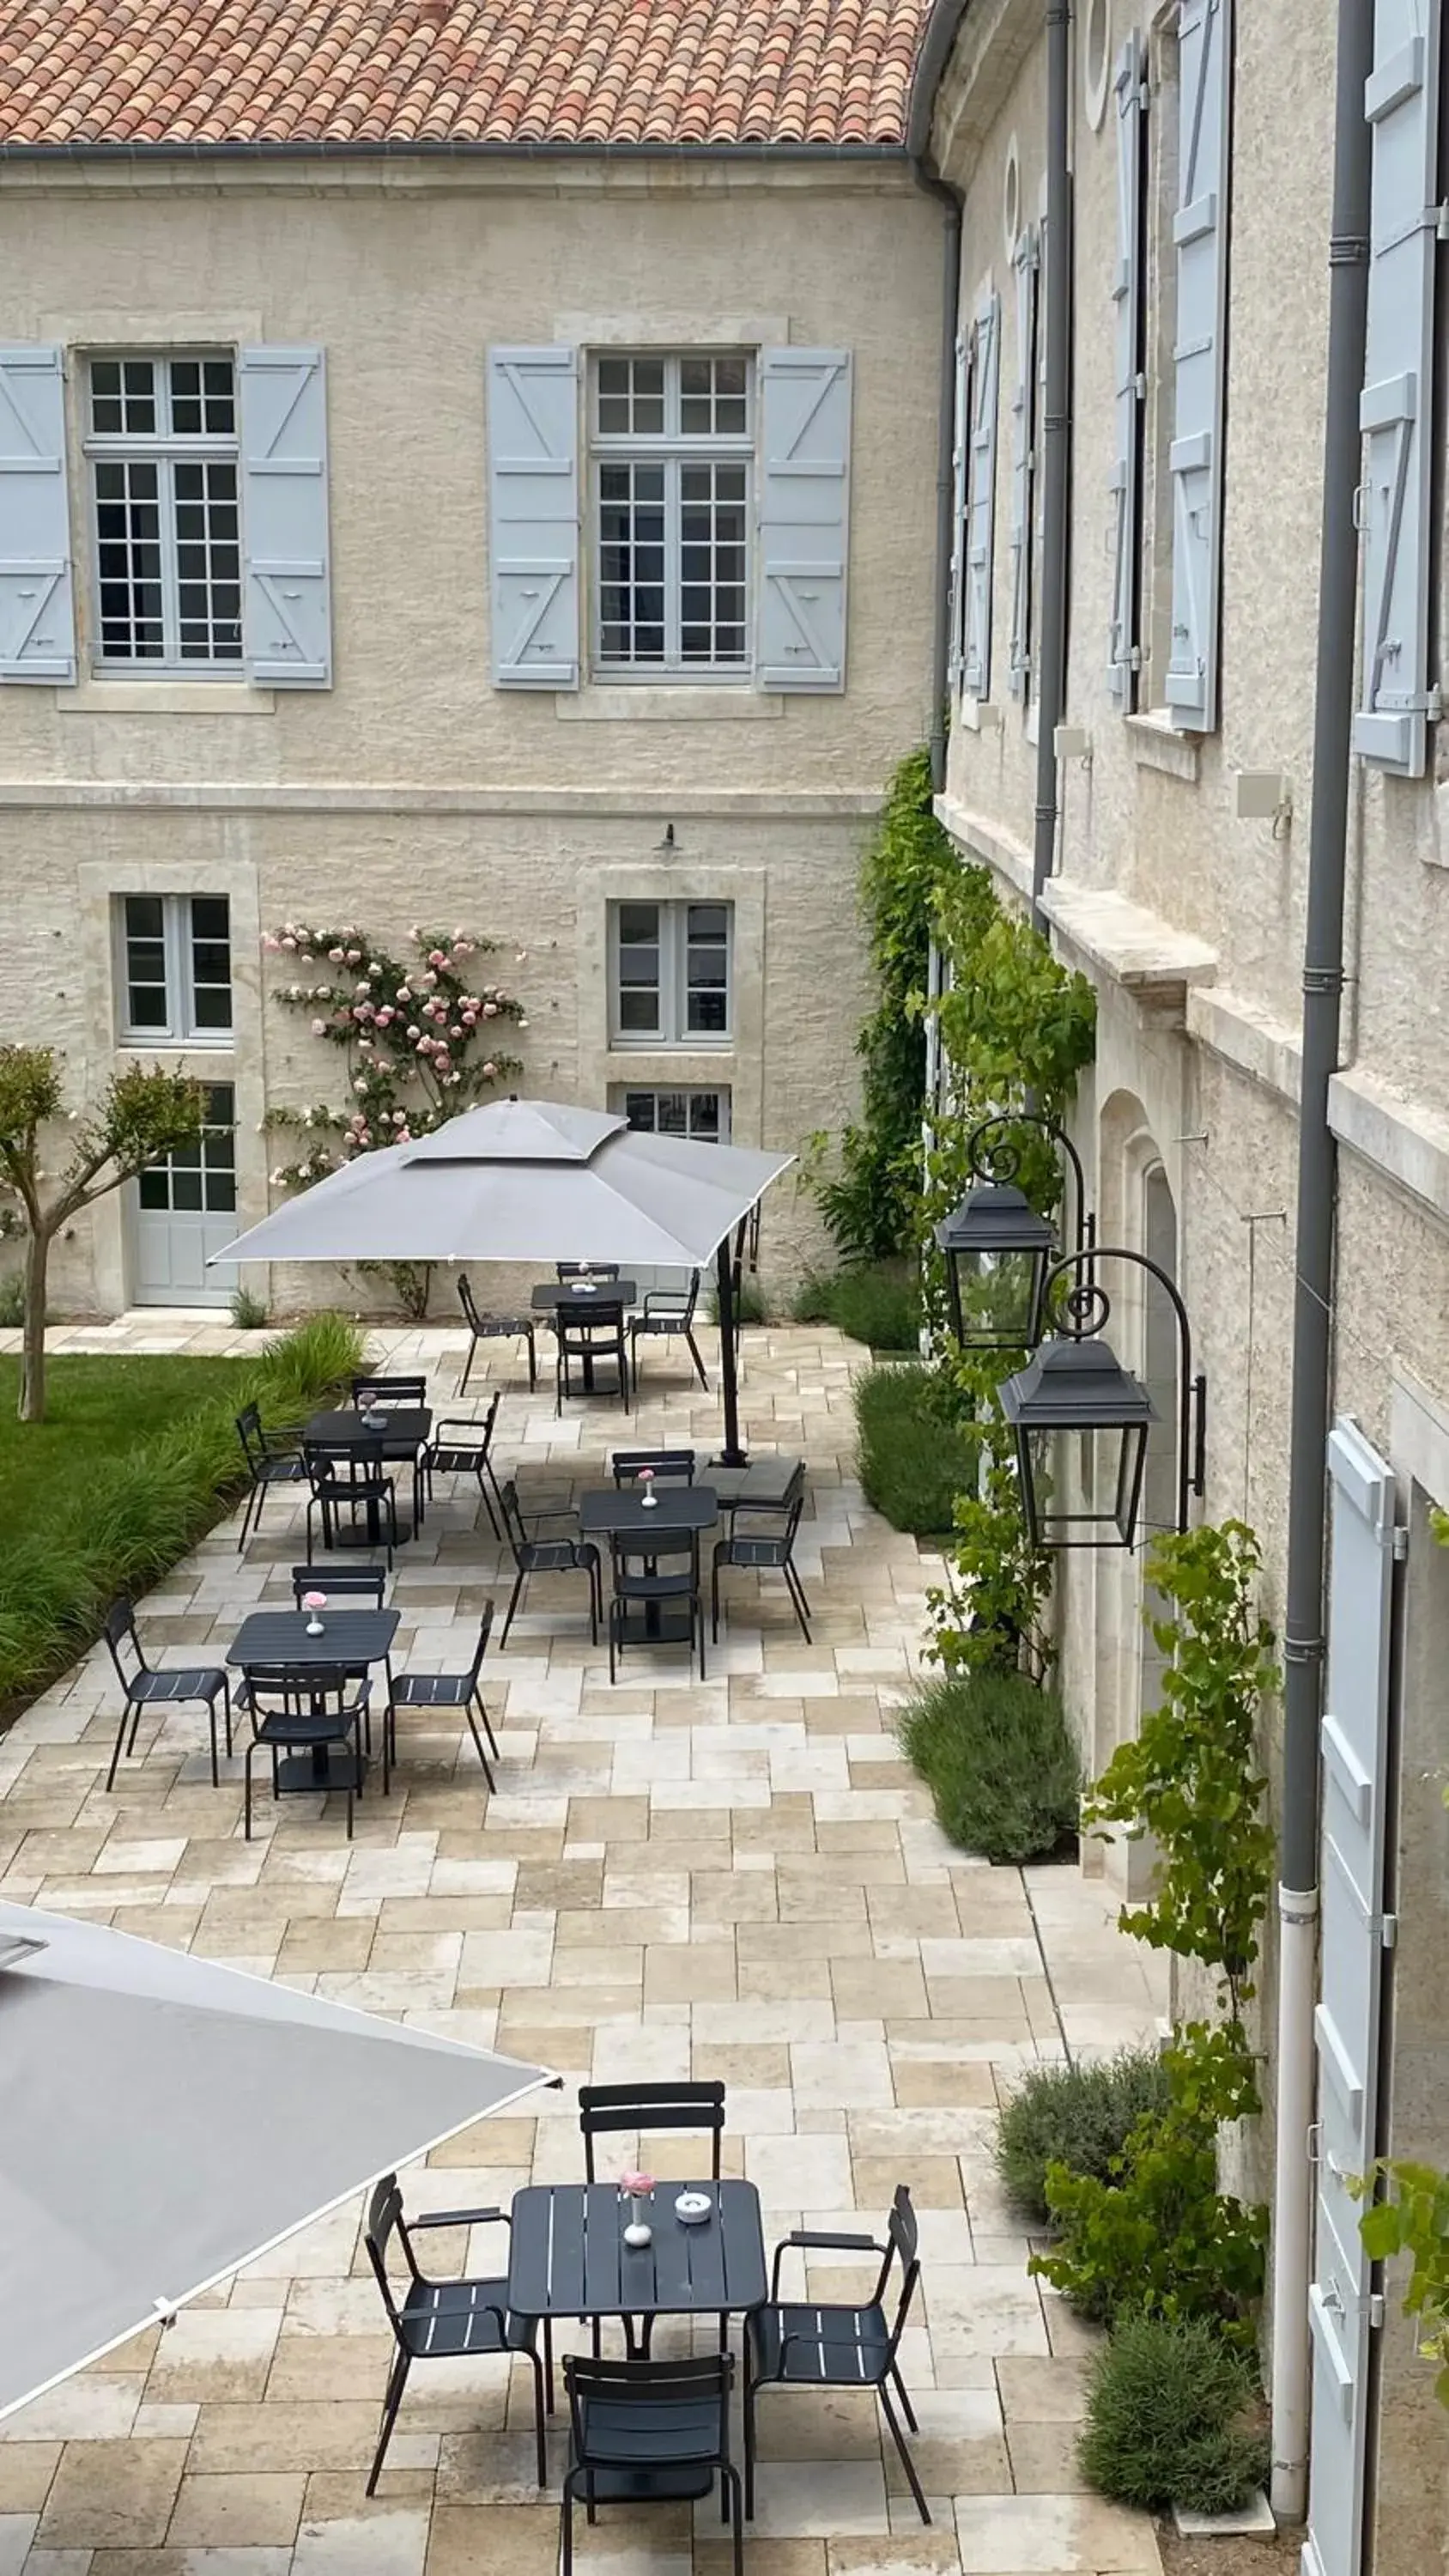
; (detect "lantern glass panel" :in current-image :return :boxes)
[1015,1419,1152,1551]
[950,1246,1047,1351]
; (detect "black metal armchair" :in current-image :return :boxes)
[712,1492,811,1642]
[389,1603,499,1784]
[743,2184,929,2523]
[234,1402,306,1552]
[424,1390,503,1538]
[498,1479,602,1647]
[363,2172,547,2494]
[239,1662,376,1842]
[458,1272,537,1394]
[628,1268,708,1394]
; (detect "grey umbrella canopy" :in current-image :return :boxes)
[215,1098,792,1270]
[215,1097,795,1462]
[0,1903,553,2425]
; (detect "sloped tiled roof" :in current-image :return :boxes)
[0,0,932,150]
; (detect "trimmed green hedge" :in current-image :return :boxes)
[853,1364,976,1536]
[1078,2314,1268,2515]
[995,2050,1172,2228]
[0,1313,365,1717]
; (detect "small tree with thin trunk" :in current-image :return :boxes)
[0,1048,204,1423]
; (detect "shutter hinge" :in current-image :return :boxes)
[1391,1523,1410,1561]
[1426,687,1444,722]
[1369,2292,1386,2329]
[1436,203,1449,242]
[1370,1912,1398,1950]
[1134,371,1147,401]
[1129,647,1143,671]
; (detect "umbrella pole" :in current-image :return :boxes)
[714,1232,747,1467]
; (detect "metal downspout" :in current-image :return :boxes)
[1030,0,1074,927]
[1269,0,1373,2523]
[906,0,969,793]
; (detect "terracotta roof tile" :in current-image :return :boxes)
[0,0,929,149]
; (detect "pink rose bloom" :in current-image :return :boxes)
[311,1017,326,1035]
[482,1060,496,1077]
[345,947,361,964]
[391,1109,406,1125]
[281,935,297,951]
[428,949,447,968]
[263,933,280,952]
[354,1078,367,1095]
[620,2170,654,2197]
[452,926,466,941]
[303,1590,326,1611]
[329,946,344,963]
[449,1023,463,1039]
[482,1001,498,1018]
[407,1024,420,1041]
[462,1011,477,1028]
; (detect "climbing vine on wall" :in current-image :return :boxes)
[263,918,528,1318]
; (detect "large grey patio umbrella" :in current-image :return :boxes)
[0,1902,553,2424]
[216,1098,794,1463]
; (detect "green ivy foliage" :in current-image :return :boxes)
[806,748,955,1261]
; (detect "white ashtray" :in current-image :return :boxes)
[674,2190,712,2226]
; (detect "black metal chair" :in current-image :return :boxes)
[609,1449,696,1486]
[289,1563,389,1610]
[389,1604,499,1784]
[239,1662,375,1842]
[556,1261,620,1281]
[234,1402,306,1552]
[304,1441,399,1568]
[561,2355,743,2576]
[555,1309,629,1415]
[351,1373,427,1407]
[579,2080,726,2182]
[424,1392,503,1538]
[743,2184,929,2524]
[607,1528,705,1683]
[363,2172,547,2495]
[629,1268,708,1394]
[102,1598,231,1791]
[458,1273,537,1394]
[498,1479,602,1647]
[712,1492,812,1643]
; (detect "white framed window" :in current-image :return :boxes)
[608,900,732,1047]
[117,894,233,1042]
[85,353,242,671]
[136,1080,237,1215]
[611,1084,731,1144]
[591,354,752,677]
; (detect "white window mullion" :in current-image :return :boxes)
[664,455,683,669]
[166,901,189,1036]
[157,460,183,667]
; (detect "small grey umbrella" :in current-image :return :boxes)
[0,1903,554,2424]
[215,1097,794,1462]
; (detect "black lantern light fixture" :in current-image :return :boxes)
[998,1248,1207,1552]
[935,1114,1090,1352]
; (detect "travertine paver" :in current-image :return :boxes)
[0,1316,1167,2573]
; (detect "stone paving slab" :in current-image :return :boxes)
[0,1322,1166,2573]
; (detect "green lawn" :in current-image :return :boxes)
[0,1356,254,1551]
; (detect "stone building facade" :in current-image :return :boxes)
[928,0,1449,2568]
[0,0,941,1315]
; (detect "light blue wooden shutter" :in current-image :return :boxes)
[487,346,580,690]
[1354,0,1443,775]
[239,347,331,687]
[0,345,76,684]
[756,348,852,691]
[1108,35,1148,703]
[1008,228,1040,699]
[1166,0,1232,733]
[947,330,971,693]
[962,291,1000,701]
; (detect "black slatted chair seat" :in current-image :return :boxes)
[392,1671,474,1708]
[252,1703,363,1750]
[133,1664,227,1705]
[399,2275,532,2359]
[579,2391,724,2476]
[528,1537,586,1572]
[429,1442,481,1473]
[258,1453,308,1484]
[616,1568,694,1601]
[724,1534,790,1571]
[752,2301,893,2384]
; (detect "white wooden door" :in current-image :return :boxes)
[132,1080,239,1307]
[1302,1419,1400,2576]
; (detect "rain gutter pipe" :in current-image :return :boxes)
[1030,0,1073,932]
[1270,0,1373,2522]
[906,0,970,794]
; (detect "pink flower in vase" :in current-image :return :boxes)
[639,1466,658,1508]
[302,1589,327,1635]
[620,2169,655,2202]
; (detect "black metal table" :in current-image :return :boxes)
[507,2180,767,2354]
[303,1407,432,1543]
[227,1607,398,1789]
[708,1455,804,1517]
[579,1485,718,1646]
